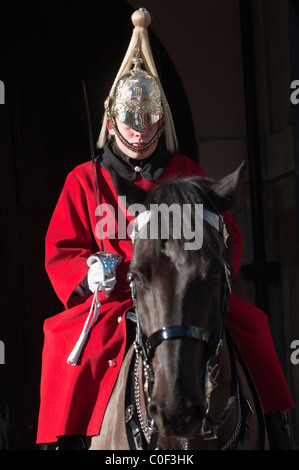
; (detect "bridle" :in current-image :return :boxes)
[127,209,239,449]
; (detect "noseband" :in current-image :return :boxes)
[128,210,233,447]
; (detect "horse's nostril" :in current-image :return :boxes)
[148,401,158,419]
[147,397,206,437]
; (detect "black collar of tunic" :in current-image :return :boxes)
[98,139,172,182]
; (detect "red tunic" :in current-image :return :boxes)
[36,154,294,444]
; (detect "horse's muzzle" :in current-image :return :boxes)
[147,398,206,437]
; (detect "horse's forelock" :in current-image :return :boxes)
[146,177,216,212]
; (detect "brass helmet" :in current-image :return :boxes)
[109,57,163,132]
[97,8,178,153]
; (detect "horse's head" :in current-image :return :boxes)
[111,162,246,439]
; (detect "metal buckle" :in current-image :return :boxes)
[201,418,218,441]
[219,215,229,248]
[125,405,135,423]
[203,432,218,441]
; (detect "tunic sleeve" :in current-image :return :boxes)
[45,171,97,309]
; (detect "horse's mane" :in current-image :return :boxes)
[146,176,218,213]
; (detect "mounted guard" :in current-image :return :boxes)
[37,8,294,450]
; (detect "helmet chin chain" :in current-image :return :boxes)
[105,98,165,154]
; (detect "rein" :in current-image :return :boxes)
[126,210,243,449]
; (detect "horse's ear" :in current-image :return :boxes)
[108,165,148,208]
[208,161,247,213]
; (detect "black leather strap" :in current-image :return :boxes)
[146,325,211,359]
[230,334,267,450]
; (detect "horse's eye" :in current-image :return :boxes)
[209,269,222,283]
[128,271,142,284]
[133,272,149,289]
[136,275,145,286]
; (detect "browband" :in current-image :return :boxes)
[131,208,221,242]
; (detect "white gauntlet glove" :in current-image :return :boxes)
[67,252,122,366]
[87,252,122,296]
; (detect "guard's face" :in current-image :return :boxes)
[107,118,161,160]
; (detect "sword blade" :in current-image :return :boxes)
[82,79,104,251]
[82,79,96,165]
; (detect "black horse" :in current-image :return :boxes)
[90,162,268,450]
